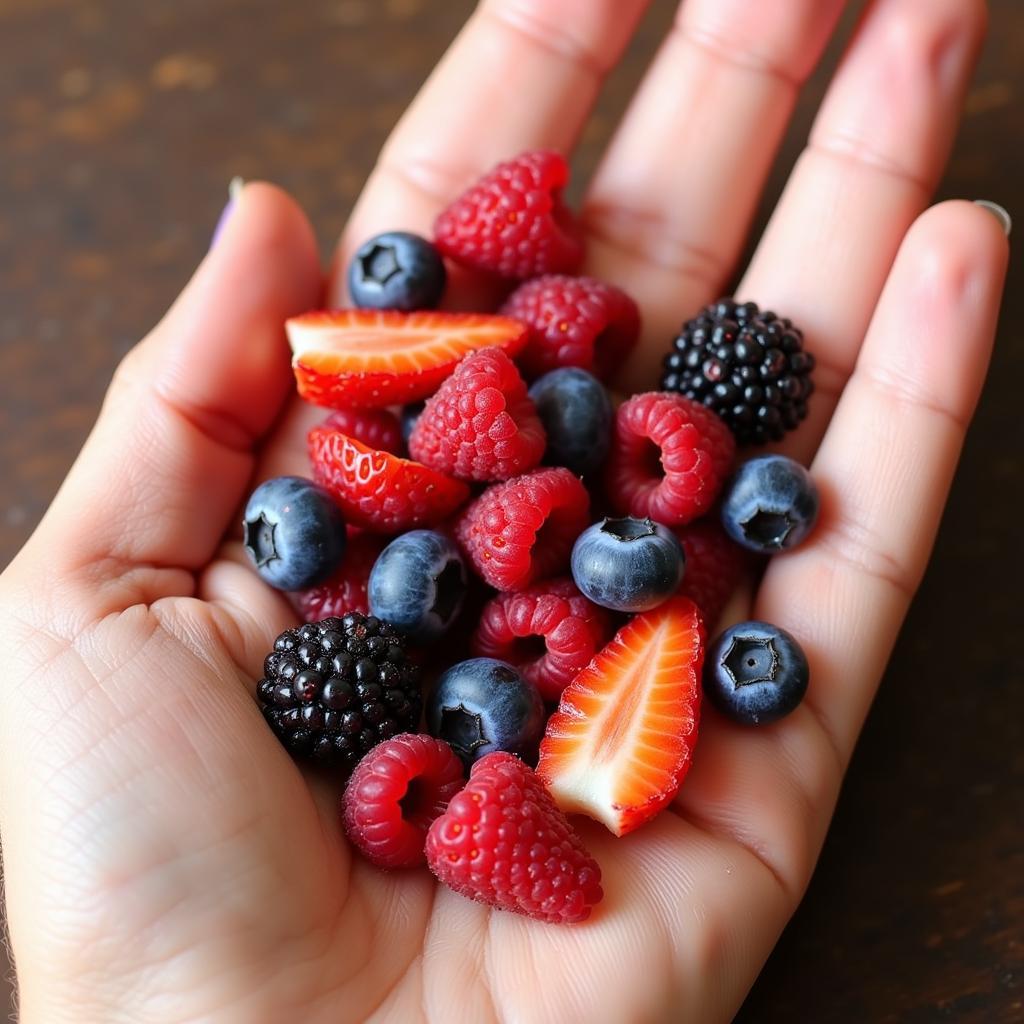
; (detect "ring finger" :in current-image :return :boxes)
[738,0,988,464]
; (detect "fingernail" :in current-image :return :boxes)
[973,200,1012,237]
[211,177,246,248]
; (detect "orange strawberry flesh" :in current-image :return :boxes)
[287,310,527,373]
[590,626,659,760]
[537,598,703,836]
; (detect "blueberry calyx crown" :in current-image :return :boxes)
[431,559,466,623]
[598,516,658,542]
[439,704,489,760]
[739,508,796,549]
[357,242,403,286]
[722,634,781,689]
[243,513,278,568]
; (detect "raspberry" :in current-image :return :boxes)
[342,734,465,869]
[292,530,388,620]
[257,614,421,772]
[408,348,546,482]
[425,751,603,924]
[673,519,747,626]
[455,468,590,592]
[472,578,612,702]
[661,298,815,445]
[433,151,583,279]
[500,275,640,380]
[605,392,735,527]
[322,409,403,456]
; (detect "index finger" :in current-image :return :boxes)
[327,0,649,304]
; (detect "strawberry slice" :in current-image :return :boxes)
[309,425,470,532]
[287,310,528,409]
[536,596,704,837]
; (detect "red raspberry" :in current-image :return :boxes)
[291,530,388,620]
[433,151,583,280]
[605,392,735,527]
[472,578,612,702]
[425,751,603,924]
[342,734,465,869]
[455,468,590,592]
[674,519,748,627]
[309,425,469,532]
[322,409,403,456]
[408,348,545,482]
[500,275,640,380]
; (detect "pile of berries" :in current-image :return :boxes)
[243,152,819,925]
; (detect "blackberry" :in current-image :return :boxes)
[661,298,815,446]
[257,613,422,772]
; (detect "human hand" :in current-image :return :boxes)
[0,1,1009,1021]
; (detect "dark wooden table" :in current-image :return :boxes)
[1,1,1021,1020]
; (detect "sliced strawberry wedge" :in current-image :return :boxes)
[536,597,705,837]
[288,310,528,408]
[309,425,469,532]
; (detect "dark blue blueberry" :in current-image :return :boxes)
[348,231,446,311]
[527,367,612,477]
[720,454,819,553]
[703,621,809,725]
[400,401,426,447]
[571,517,685,612]
[426,658,545,768]
[243,476,346,591]
[368,530,467,641]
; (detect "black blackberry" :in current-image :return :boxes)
[661,298,815,446]
[257,613,421,772]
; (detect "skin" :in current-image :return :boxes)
[0,0,1009,1021]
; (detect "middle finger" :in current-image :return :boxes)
[582,0,847,390]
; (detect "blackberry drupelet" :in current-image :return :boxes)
[661,298,815,445]
[257,613,422,772]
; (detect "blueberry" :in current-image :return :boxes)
[426,658,545,768]
[571,517,685,612]
[703,621,809,725]
[368,530,467,641]
[527,368,612,478]
[400,401,426,446]
[243,476,346,591]
[348,231,446,311]
[720,454,819,553]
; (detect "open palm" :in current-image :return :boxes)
[0,1,1008,1021]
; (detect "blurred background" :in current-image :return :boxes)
[1,1,1021,1020]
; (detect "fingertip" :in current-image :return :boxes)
[210,181,323,302]
[891,199,1009,333]
[973,199,1012,237]
[151,181,324,445]
[903,198,1009,267]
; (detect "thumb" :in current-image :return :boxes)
[16,182,321,607]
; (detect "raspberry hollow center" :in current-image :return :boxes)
[513,635,549,663]
[640,439,664,480]
[400,778,429,823]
